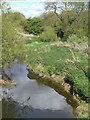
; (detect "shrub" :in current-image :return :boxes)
[67,34,88,44]
[40,26,58,42]
[24,17,41,35]
[65,69,89,102]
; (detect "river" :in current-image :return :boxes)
[2,62,77,118]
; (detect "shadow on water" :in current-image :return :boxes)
[27,72,79,109]
[2,98,76,118]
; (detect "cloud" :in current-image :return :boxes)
[10,3,45,18]
[30,3,44,11]
[25,9,44,18]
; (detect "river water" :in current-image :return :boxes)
[2,62,77,118]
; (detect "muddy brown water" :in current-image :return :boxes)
[2,62,78,118]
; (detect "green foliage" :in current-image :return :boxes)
[65,69,89,102]
[44,2,88,38]
[40,12,58,28]
[24,17,41,35]
[5,12,26,33]
[40,26,58,42]
[56,10,76,38]
[11,12,25,26]
[2,12,26,68]
[26,44,73,75]
[1,2,11,14]
[60,38,67,42]
[55,9,88,38]
[78,101,89,119]
[67,34,88,44]
[71,10,88,38]
[1,2,26,31]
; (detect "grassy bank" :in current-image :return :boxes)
[25,36,89,118]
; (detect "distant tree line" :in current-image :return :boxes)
[22,2,88,41]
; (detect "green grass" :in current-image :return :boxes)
[78,101,89,119]
[25,36,89,103]
[25,37,61,51]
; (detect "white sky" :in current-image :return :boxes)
[10,2,45,18]
[2,1,46,18]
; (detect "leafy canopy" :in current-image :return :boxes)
[2,2,26,69]
[24,17,41,35]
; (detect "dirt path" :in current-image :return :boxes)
[18,32,34,37]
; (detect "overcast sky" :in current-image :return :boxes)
[5,1,45,18]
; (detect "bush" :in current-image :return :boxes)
[65,69,89,102]
[24,17,41,35]
[40,26,58,42]
[67,34,88,44]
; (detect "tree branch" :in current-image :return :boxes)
[2,68,12,81]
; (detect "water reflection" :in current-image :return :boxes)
[3,63,76,118]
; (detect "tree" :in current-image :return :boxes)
[44,2,73,19]
[1,2,26,80]
[1,2,11,14]
[67,2,88,22]
[44,2,88,18]
[40,11,58,31]
[24,17,41,35]
[11,12,26,26]
[44,2,88,38]
[45,2,59,14]
[71,9,88,38]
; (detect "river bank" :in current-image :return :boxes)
[24,36,89,119]
[26,64,89,119]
